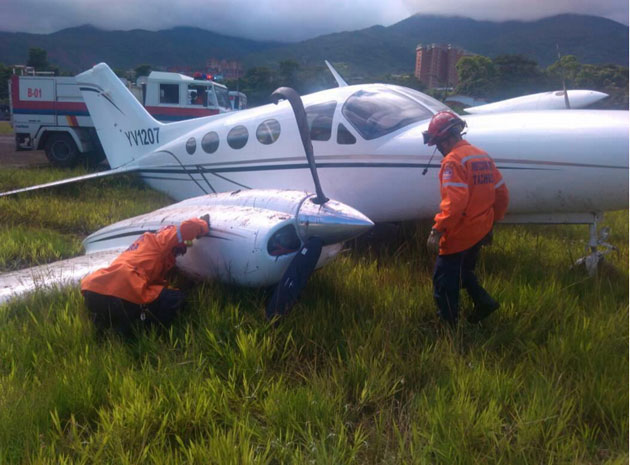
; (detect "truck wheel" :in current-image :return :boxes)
[83,148,107,168]
[44,133,79,168]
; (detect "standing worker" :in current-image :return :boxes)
[423,111,509,327]
[81,216,210,336]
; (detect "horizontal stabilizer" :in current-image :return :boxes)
[0,249,124,305]
[0,165,139,197]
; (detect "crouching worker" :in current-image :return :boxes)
[81,216,210,336]
[423,111,509,327]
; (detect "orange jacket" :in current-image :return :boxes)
[433,140,509,255]
[81,218,209,305]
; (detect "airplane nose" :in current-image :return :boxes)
[296,195,374,245]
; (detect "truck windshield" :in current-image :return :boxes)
[342,88,433,140]
[215,87,231,110]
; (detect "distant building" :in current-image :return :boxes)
[166,58,244,81]
[206,58,244,81]
[414,44,469,89]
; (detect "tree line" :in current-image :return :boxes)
[1,48,628,111]
[224,55,628,109]
[455,54,628,109]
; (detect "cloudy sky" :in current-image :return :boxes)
[2,0,628,41]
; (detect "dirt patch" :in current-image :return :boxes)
[0,134,49,168]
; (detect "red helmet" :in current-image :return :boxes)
[423,111,467,146]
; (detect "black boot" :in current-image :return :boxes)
[467,288,500,324]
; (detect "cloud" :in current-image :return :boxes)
[1,0,627,41]
[0,0,409,41]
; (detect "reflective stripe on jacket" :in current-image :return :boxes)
[433,140,509,255]
[81,218,209,304]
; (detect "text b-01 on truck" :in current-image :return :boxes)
[9,74,106,167]
[9,71,236,168]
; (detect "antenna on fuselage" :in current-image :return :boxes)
[422,147,439,176]
[325,60,348,87]
[271,87,329,205]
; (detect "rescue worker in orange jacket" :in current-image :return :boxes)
[81,216,210,335]
[423,111,509,326]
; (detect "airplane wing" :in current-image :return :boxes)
[0,165,139,197]
[0,249,124,305]
[464,90,608,114]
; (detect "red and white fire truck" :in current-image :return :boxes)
[8,68,239,167]
[228,91,248,111]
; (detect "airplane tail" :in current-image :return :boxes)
[76,63,166,168]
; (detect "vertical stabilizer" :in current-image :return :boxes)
[76,63,163,168]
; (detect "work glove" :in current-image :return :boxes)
[426,229,443,255]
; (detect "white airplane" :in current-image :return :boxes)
[0,63,628,309]
[464,89,608,114]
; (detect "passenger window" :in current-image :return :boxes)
[337,123,356,145]
[186,137,196,154]
[201,131,219,154]
[256,119,281,145]
[227,125,248,149]
[305,101,336,141]
[160,84,179,104]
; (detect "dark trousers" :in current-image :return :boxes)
[433,239,490,326]
[83,288,185,337]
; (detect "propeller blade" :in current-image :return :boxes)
[266,236,323,319]
[270,87,328,205]
[556,43,571,109]
[562,82,571,109]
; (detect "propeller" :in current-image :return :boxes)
[556,44,571,109]
[271,87,329,205]
[267,87,328,319]
[265,236,323,319]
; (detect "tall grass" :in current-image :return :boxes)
[0,122,13,136]
[0,167,627,464]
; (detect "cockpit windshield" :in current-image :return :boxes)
[342,88,434,140]
[395,87,450,113]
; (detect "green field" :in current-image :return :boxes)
[0,167,628,464]
[0,121,13,135]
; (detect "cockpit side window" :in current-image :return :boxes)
[305,101,336,141]
[337,123,356,145]
[342,89,433,140]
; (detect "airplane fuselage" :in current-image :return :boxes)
[130,84,628,223]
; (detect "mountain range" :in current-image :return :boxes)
[0,14,627,77]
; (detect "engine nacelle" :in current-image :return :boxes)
[83,189,372,287]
